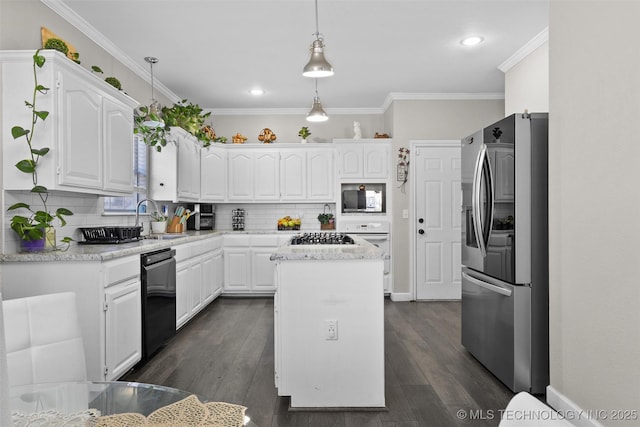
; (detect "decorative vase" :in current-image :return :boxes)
[20,236,46,253]
[301,138,307,144]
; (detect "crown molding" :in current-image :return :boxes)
[382,92,505,111]
[41,0,181,104]
[498,27,549,72]
[207,107,385,116]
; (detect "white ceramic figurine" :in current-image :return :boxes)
[353,121,362,139]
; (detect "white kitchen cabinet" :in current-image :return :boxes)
[254,150,280,200]
[227,149,279,201]
[200,145,226,201]
[0,254,142,381]
[1,50,138,195]
[280,148,333,202]
[223,247,251,291]
[149,128,201,203]
[177,131,201,201]
[280,151,306,200]
[335,139,390,179]
[175,256,191,329]
[175,238,223,329]
[223,234,280,294]
[227,151,254,200]
[104,278,142,381]
[307,149,334,200]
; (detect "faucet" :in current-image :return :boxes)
[135,199,162,231]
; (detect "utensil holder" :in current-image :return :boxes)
[167,217,184,233]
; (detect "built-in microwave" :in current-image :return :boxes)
[342,188,384,213]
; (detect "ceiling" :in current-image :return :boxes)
[55,0,549,111]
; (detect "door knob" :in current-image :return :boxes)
[418,229,425,235]
[418,218,424,223]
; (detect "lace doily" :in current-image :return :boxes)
[12,408,101,426]
[89,395,246,427]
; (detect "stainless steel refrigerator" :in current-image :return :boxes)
[461,112,548,394]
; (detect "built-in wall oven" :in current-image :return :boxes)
[339,221,391,293]
[140,248,176,361]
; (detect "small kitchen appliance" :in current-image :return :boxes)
[232,209,245,231]
[186,203,215,230]
[341,183,385,213]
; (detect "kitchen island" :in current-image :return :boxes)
[271,234,386,409]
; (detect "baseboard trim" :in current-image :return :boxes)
[546,386,606,427]
[390,292,413,302]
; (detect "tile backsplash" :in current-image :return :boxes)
[2,190,336,252]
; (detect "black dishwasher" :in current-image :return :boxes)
[140,248,176,361]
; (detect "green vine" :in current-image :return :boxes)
[7,50,73,248]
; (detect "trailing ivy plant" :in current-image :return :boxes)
[7,50,73,248]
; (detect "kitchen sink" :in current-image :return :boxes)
[145,233,187,240]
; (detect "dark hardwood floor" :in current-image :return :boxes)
[123,297,513,426]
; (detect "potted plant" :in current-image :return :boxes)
[150,211,167,234]
[7,50,73,251]
[298,126,311,143]
[317,213,334,230]
[134,99,215,151]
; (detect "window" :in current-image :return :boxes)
[103,135,148,213]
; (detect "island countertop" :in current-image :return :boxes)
[270,235,385,261]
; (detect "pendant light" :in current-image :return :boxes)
[302,0,334,78]
[306,79,329,122]
[142,56,164,129]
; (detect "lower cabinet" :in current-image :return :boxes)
[104,278,142,380]
[222,234,287,294]
[0,255,142,381]
[176,237,223,329]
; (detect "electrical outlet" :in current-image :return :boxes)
[402,209,409,219]
[325,320,338,340]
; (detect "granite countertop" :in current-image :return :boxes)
[270,235,385,261]
[0,229,316,263]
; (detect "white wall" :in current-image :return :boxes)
[387,99,504,295]
[504,41,549,116]
[548,1,640,423]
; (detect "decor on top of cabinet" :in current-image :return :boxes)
[258,128,277,143]
[298,126,311,143]
[278,216,301,231]
[7,50,73,251]
[232,133,247,144]
[397,147,410,194]
[353,121,362,139]
[374,132,390,138]
[41,27,80,64]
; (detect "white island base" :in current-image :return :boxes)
[273,254,385,409]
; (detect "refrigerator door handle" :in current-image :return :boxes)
[472,146,485,257]
[484,146,496,249]
[463,272,513,297]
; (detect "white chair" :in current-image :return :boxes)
[3,292,87,387]
[499,392,574,426]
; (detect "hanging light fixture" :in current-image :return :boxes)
[302,0,334,78]
[142,56,164,128]
[306,79,329,122]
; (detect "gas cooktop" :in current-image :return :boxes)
[289,232,355,245]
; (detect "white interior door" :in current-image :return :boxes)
[413,142,462,300]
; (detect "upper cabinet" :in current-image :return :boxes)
[1,50,139,195]
[149,128,201,203]
[335,139,391,179]
[200,145,226,202]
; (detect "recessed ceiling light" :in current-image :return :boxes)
[460,36,484,47]
[250,88,265,96]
